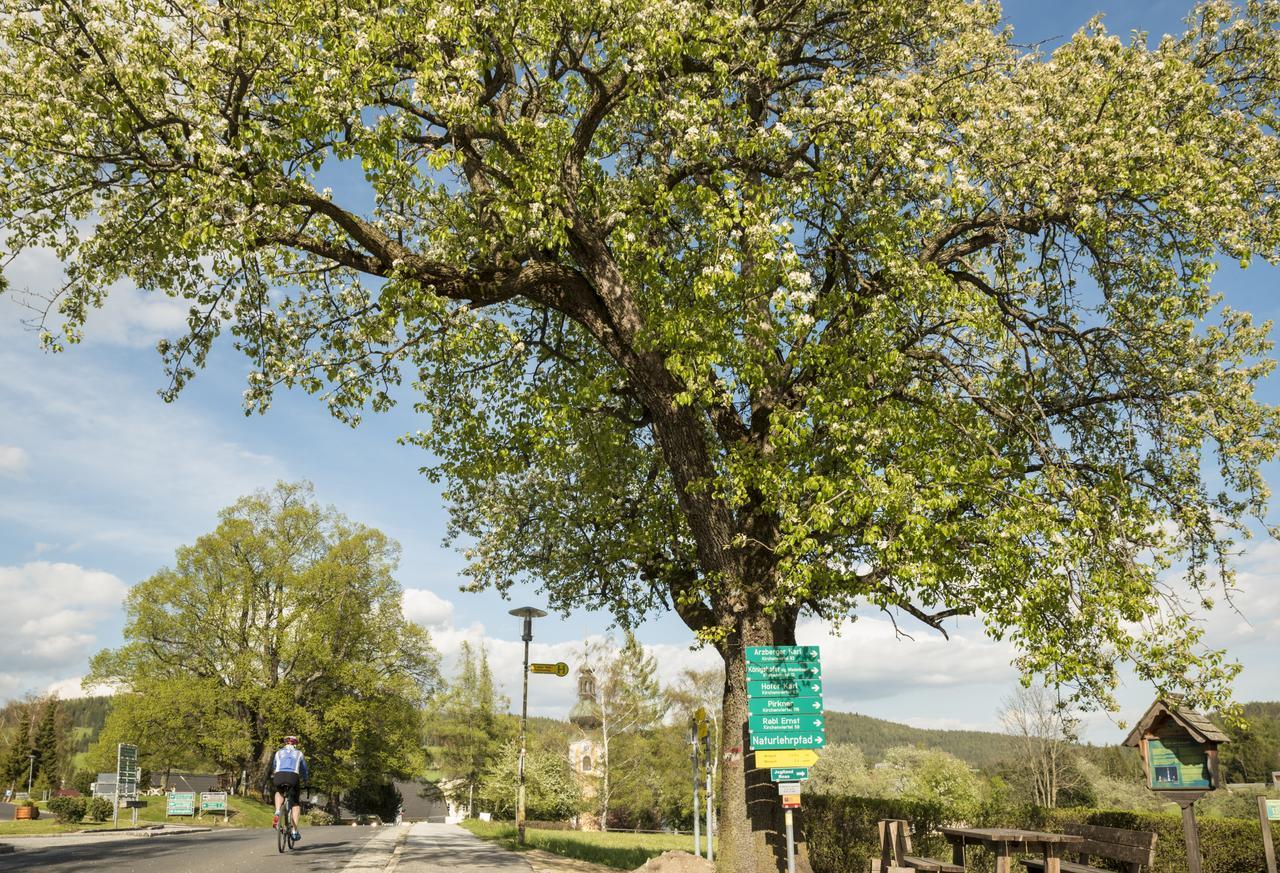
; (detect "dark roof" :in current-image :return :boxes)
[1122,699,1230,747]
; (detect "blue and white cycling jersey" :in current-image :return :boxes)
[271,745,310,780]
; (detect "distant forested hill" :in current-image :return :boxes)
[822,710,1026,768]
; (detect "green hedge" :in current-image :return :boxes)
[47,796,86,823]
[804,797,1280,873]
[805,795,951,873]
[1027,807,1280,873]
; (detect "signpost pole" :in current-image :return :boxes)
[1260,796,1278,873]
[691,727,701,859]
[784,808,796,873]
[705,730,714,863]
[1181,800,1203,873]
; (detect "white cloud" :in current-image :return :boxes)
[1,240,189,349]
[0,444,29,477]
[45,675,116,700]
[402,587,455,628]
[795,614,1018,709]
[0,562,126,684]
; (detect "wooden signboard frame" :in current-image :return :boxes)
[1122,698,1229,873]
[1260,796,1279,873]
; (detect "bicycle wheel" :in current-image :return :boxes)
[277,800,288,853]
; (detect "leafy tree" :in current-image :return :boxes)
[425,641,514,812]
[477,739,582,822]
[583,633,666,830]
[86,482,441,796]
[875,746,984,822]
[342,778,403,822]
[1219,713,1280,783]
[5,2,1280,868]
[806,744,874,796]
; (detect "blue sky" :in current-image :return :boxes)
[1,1,1277,741]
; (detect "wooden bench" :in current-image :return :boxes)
[1019,823,1156,873]
[871,819,965,873]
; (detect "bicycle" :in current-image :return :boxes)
[275,788,299,852]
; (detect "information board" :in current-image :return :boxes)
[1267,799,1280,822]
[1146,728,1211,790]
[167,792,196,816]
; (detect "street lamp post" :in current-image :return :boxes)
[509,606,547,847]
[26,753,35,796]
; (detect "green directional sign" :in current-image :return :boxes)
[746,661,821,681]
[749,696,824,715]
[750,731,826,750]
[167,792,195,816]
[770,767,810,781]
[747,678,822,698]
[746,646,821,664]
[751,714,825,733]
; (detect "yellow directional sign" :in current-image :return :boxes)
[754,749,820,768]
[530,662,569,677]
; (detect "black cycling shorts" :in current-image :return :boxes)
[273,772,301,804]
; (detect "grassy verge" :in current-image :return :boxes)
[460,819,708,870]
[0,794,277,835]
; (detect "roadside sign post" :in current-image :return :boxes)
[1260,796,1279,873]
[690,723,701,858]
[113,744,138,830]
[201,791,230,823]
[746,646,824,873]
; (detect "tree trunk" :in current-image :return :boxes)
[716,608,813,873]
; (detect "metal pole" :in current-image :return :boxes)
[691,727,701,858]
[705,730,714,862]
[785,808,796,873]
[517,619,531,846]
[26,755,34,795]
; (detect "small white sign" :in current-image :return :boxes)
[776,782,803,795]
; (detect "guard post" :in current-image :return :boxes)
[1123,698,1229,873]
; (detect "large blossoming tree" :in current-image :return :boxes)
[3,1,1279,868]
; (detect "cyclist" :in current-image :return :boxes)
[268,735,310,842]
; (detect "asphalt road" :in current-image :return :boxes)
[0,824,383,872]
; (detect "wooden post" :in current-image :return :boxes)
[1260,796,1277,873]
[1181,800,1203,873]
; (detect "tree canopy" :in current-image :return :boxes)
[5,1,1280,868]
[86,482,441,794]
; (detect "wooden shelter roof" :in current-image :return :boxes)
[1122,698,1230,748]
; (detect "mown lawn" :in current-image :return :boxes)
[460,819,710,870]
[0,794,277,835]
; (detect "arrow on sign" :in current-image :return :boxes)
[749,696,824,716]
[750,732,826,750]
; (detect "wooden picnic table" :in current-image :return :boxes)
[939,827,1084,873]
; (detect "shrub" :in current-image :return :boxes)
[307,809,336,826]
[86,797,114,822]
[806,794,951,873]
[1030,807,1280,873]
[47,796,86,823]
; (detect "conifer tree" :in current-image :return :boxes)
[3,709,32,793]
[31,699,61,792]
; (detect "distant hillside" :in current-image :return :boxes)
[823,710,1025,768]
